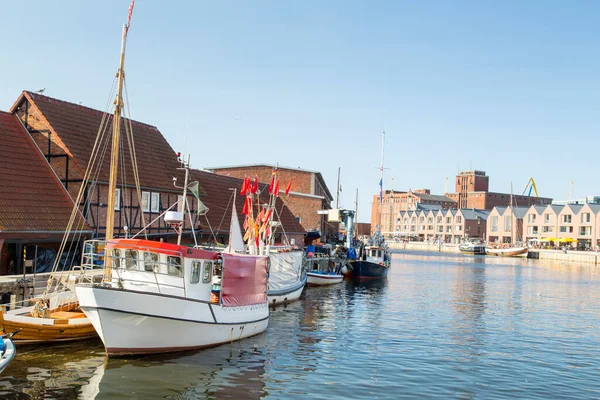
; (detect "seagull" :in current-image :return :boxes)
[36,88,45,94]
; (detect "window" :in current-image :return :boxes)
[455,225,461,231]
[167,256,182,277]
[203,261,213,283]
[419,216,424,223]
[191,261,201,284]
[437,216,442,224]
[504,216,512,232]
[437,226,443,233]
[144,252,159,272]
[580,226,591,236]
[125,250,138,270]
[563,215,572,223]
[581,213,591,223]
[529,226,538,235]
[490,216,498,232]
[141,191,150,212]
[456,216,462,224]
[151,192,160,213]
[112,249,122,267]
[528,214,536,223]
[446,217,451,224]
[544,214,550,224]
[114,188,121,210]
[560,226,567,233]
[296,216,301,223]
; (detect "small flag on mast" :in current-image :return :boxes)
[379,178,383,204]
[127,0,135,28]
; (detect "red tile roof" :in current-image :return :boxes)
[0,111,91,235]
[191,169,305,236]
[11,91,199,193]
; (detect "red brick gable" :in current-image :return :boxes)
[191,169,305,236]
[0,111,90,234]
[11,91,204,194]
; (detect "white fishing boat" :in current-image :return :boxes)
[76,237,269,356]
[459,239,486,255]
[267,248,306,305]
[306,244,345,286]
[75,5,270,356]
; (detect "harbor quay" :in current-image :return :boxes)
[387,240,600,266]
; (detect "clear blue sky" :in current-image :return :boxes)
[1,1,598,222]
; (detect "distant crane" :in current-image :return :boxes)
[522,177,539,197]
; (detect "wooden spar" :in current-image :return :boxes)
[106,24,129,243]
[105,24,129,274]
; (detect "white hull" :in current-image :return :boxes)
[76,286,269,356]
[486,247,528,257]
[267,280,306,306]
[0,338,16,374]
[306,272,344,286]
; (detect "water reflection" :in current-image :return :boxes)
[1,253,599,399]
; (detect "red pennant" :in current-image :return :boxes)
[251,177,259,194]
[242,198,249,215]
[273,180,280,196]
[268,176,275,194]
[285,178,293,196]
[241,176,249,195]
[263,209,272,223]
[243,216,248,230]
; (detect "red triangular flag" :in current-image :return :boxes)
[251,177,259,194]
[273,180,280,196]
[285,178,293,196]
[241,176,248,195]
[268,176,275,194]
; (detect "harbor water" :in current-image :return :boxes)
[1,251,599,399]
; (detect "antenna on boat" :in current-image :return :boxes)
[175,154,191,246]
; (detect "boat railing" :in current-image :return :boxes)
[106,252,187,296]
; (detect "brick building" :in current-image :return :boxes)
[3,91,304,257]
[446,170,552,209]
[208,164,334,238]
[371,189,456,234]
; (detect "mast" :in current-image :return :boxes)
[105,23,130,242]
[510,182,514,244]
[377,131,385,234]
[336,167,340,209]
[355,188,359,238]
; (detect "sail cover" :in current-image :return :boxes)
[221,253,268,307]
[268,251,304,291]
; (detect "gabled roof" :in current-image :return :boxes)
[492,206,508,216]
[190,169,305,236]
[586,204,600,214]
[445,209,458,216]
[460,209,491,221]
[414,193,456,203]
[530,205,547,215]
[415,203,444,211]
[511,207,529,219]
[0,111,91,235]
[11,91,200,193]
[563,204,584,215]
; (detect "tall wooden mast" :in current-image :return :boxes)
[106,20,132,242]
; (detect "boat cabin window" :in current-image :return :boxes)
[203,261,213,284]
[144,252,159,272]
[191,261,201,284]
[167,256,183,277]
[112,249,122,268]
[125,250,138,270]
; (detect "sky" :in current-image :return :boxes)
[1,1,599,222]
